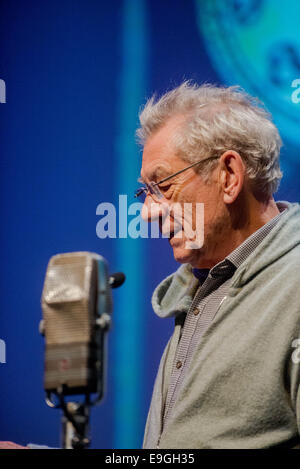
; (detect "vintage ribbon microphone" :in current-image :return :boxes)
[40,252,125,449]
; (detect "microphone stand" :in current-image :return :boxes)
[60,396,91,449]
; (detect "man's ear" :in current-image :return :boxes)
[219,150,245,204]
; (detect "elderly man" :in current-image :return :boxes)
[135,82,300,449]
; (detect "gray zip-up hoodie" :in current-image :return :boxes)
[143,202,300,449]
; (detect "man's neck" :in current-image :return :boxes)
[193,197,280,269]
[237,196,280,239]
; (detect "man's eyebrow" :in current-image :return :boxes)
[139,167,170,183]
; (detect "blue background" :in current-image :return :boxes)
[0,0,299,449]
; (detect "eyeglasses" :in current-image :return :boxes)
[135,156,219,203]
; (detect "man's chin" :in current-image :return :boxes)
[170,238,200,265]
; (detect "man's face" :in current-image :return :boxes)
[140,116,229,269]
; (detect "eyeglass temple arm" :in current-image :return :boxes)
[153,156,219,187]
[134,155,219,197]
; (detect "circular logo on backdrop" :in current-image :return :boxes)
[195,0,300,154]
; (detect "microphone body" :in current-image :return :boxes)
[41,252,112,396]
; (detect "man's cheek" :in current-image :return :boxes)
[179,203,205,248]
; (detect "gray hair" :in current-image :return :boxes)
[137,81,282,198]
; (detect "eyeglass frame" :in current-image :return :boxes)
[134,155,219,201]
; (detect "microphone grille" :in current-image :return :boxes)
[42,252,97,345]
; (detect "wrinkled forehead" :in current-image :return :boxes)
[141,149,188,184]
[141,115,187,182]
[140,161,172,183]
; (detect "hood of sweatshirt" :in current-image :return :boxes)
[152,201,300,319]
